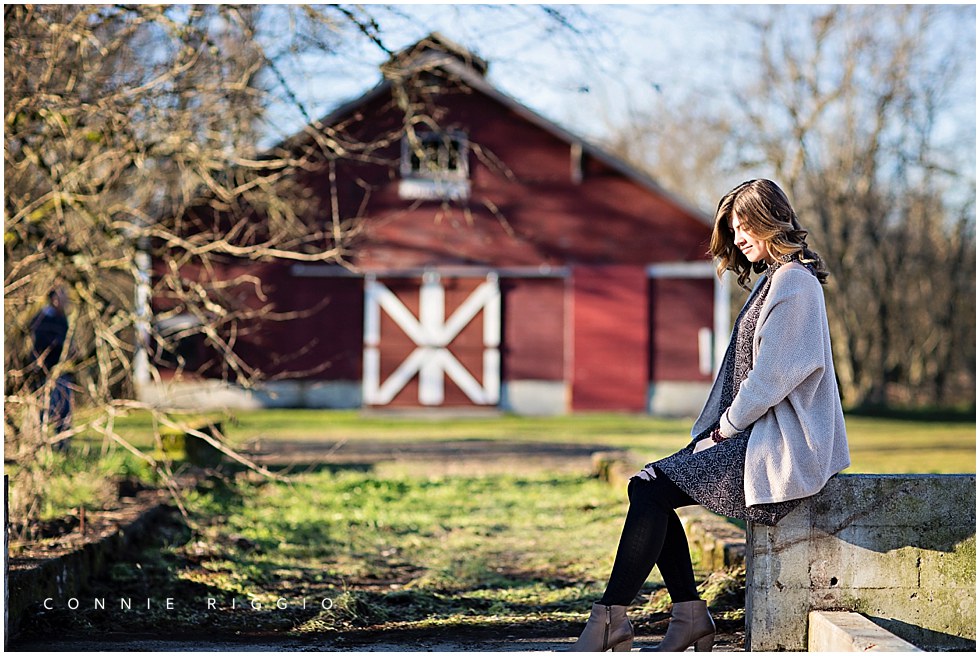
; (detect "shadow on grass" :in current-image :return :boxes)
[7,508,263,644]
[308,576,745,648]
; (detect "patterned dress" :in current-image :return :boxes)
[633,255,812,526]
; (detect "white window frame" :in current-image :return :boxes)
[398,130,470,201]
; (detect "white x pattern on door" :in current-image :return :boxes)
[363,272,500,406]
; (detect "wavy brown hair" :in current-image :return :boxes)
[709,179,829,289]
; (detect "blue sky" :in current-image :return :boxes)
[257,3,976,182]
[258,4,742,145]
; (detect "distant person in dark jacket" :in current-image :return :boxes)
[29,286,74,450]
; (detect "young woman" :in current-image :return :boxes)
[571,179,850,652]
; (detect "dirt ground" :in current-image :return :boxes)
[12,626,746,652]
[242,436,623,476]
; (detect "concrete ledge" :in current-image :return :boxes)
[647,382,712,417]
[808,611,922,652]
[747,474,976,651]
[591,451,745,571]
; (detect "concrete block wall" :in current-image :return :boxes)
[675,505,745,571]
[6,492,172,641]
[746,474,976,651]
[138,379,362,410]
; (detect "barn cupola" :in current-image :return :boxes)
[382,32,489,79]
[387,33,483,203]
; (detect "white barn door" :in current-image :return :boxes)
[363,272,500,406]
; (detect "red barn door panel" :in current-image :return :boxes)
[364,275,500,407]
[650,277,714,382]
[571,265,648,411]
[501,278,565,382]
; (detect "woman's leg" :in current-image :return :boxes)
[656,508,700,602]
[598,474,699,606]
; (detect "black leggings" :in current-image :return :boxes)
[598,472,701,606]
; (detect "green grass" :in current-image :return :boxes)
[15,406,971,642]
[225,410,689,446]
[74,408,975,474]
[189,469,628,599]
[19,468,642,638]
[75,409,692,449]
[838,415,975,474]
[6,446,159,525]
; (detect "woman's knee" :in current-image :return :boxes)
[628,473,686,510]
[628,475,663,506]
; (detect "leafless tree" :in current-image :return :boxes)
[3,4,591,530]
[4,4,332,528]
[604,5,975,409]
[734,5,975,408]
[603,92,735,213]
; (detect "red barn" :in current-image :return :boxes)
[141,34,729,416]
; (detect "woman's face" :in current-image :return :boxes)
[731,211,773,264]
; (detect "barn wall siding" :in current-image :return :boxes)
[501,277,565,381]
[499,276,567,414]
[149,261,364,383]
[316,90,710,272]
[235,266,364,381]
[571,265,649,411]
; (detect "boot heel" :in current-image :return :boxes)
[611,636,633,651]
[694,632,715,652]
[571,603,634,652]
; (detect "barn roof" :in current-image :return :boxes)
[280,33,712,226]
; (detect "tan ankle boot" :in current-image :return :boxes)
[652,599,715,652]
[570,602,634,652]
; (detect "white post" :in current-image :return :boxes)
[363,274,380,405]
[133,248,152,390]
[482,272,501,404]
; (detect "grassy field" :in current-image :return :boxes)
[75,408,976,474]
[13,407,974,522]
[839,415,976,474]
[187,469,630,621]
[11,407,972,646]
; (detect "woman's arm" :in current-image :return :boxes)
[719,269,826,438]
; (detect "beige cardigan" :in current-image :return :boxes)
[692,262,851,506]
